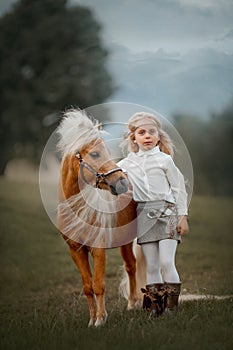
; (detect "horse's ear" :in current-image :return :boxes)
[97,123,102,130]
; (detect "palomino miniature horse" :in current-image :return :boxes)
[57,109,140,327]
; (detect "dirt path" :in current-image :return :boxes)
[180,294,232,301]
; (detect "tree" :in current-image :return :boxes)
[0,0,114,174]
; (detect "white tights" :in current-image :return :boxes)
[141,239,180,285]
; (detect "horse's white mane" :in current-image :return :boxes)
[56,108,101,156]
[58,185,134,248]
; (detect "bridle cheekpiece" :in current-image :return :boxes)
[75,151,122,188]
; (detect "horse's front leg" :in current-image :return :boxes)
[120,242,140,310]
[91,248,108,327]
[69,246,96,326]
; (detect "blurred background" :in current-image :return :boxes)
[0,0,232,195]
[0,3,232,347]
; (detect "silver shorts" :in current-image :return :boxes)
[136,200,181,244]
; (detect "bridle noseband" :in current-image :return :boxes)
[75,152,123,188]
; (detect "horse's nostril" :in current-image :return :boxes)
[115,178,129,195]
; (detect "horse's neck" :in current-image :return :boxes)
[58,160,118,247]
[59,154,80,201]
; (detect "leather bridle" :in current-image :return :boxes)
[75,152,123,188]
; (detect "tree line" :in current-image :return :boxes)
[173,98,233,196]
[0,0,113,174]
[0,0,232,195]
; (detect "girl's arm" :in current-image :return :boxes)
[164,157,188,213]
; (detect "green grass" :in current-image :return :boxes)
[177,195,233,295]
[0,178,232,350]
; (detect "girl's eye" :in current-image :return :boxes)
[149,129,156,135]
[89,151,100,158]
[138,130,145,135]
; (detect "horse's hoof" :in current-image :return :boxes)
[127,299,142,310]
[127,302,135,310]
[88,318,96,327]
[94,314,108,327]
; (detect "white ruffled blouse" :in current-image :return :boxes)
[117,146,188,216]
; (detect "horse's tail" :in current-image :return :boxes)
[119,240,146,301]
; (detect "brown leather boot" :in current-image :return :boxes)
[141,283,168,317]
[164,282,181,315]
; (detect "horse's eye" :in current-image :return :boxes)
[90,151,100,158]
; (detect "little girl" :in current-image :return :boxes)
[118,112,189,316]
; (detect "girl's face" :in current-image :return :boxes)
[134,118,159,151]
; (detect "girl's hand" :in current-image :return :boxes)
[177,216,189,235]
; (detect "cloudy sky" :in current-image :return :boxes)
[1,0,233,119]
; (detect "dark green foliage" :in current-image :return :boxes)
[173,98,233,195]
[0,0,113,173]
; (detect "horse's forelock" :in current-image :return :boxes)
[57,109,100,156]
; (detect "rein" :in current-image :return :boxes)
[75,152,122,188]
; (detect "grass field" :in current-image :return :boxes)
[0,177,232,350]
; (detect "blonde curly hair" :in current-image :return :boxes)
[121,112,174,157]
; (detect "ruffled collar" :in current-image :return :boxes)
[137,145,160,156]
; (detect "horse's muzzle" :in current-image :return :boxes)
[110,177,129,195]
